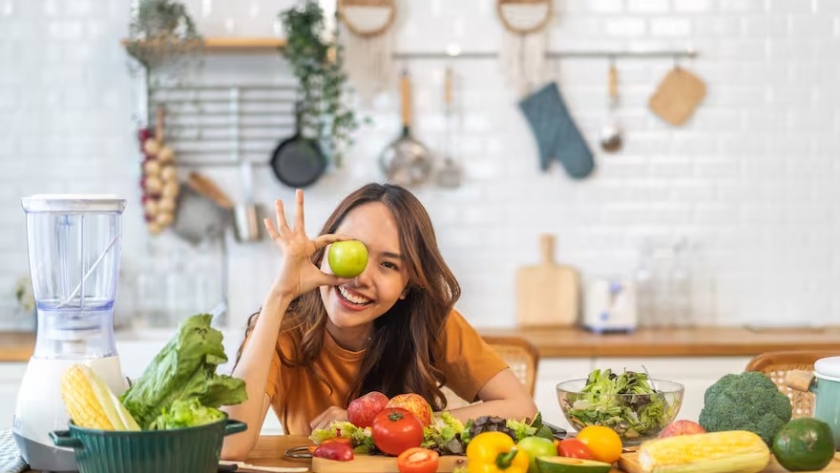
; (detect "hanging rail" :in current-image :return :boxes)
[392,47,698,60]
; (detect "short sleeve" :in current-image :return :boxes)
[441,309,509,403]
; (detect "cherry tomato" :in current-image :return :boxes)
[557,438,596,460]
[371,407,424,456]
[397,447,440,473]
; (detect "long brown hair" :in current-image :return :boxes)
[235,183,460,410]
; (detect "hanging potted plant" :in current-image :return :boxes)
[124,0,203,71]
[279,0,359,168]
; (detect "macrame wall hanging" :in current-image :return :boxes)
[338,0,397,103]
[496,0,553,97]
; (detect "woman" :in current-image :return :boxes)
[221,183,537,460]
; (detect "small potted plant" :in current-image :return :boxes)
[124,0,203,70]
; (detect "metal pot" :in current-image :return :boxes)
[786,357,840,449]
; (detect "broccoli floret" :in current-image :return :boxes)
[698,371,792,446]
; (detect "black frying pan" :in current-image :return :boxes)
[270,103,327,188]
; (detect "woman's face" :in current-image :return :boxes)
[319,202,410,331]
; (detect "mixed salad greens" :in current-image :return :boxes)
[561,368,673,439]
[310,412,555,456]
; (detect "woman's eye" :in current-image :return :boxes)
[382,261,398,270]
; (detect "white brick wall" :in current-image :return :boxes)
[1,0,839,332]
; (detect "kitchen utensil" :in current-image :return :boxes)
[379,70,433,187]
[786,359,840,449]
[649,65,707,126]
[582,277,638,333]
[172,172,233,246]
[518,81,595,179]
[436,65,463,188]
[600,62,623,152]
[496,0,552,96]
[220,461,307,473]
[311,454,466,473]
[516,234,581,327]
[270,103,327,189]
[234,161,262,242]
[50,419,247,473]
[15,195,128,472]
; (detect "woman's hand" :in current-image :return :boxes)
[264,189,352,301]
[310,406,348,431]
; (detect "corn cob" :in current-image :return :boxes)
[60,364,140,431]
[636,430,770,473]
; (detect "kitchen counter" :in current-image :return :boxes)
[478,325,840,358]
[3,326,840,362]
[0,332,35,362]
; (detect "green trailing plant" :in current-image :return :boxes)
[280,1,359,167]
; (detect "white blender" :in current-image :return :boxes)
[13,195,129,472]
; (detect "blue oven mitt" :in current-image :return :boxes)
[518,82,595,179]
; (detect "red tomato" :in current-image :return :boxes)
[371,407,424,456]
[558,438,597,460]
[397,447,439,473]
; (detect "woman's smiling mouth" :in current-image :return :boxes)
[336,285,373,308]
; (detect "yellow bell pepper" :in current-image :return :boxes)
[467,431,530,473]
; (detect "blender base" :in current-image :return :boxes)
[12,432,77,473]
[12,356,125,473]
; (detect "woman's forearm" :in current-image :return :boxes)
[220,289,293,460]
[446,398,539,424]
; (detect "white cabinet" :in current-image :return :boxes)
[0,363,27,430]
[533,358,594,432]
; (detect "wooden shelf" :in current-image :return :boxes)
[121,37,286,52]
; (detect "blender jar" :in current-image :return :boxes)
[22,195,126,358]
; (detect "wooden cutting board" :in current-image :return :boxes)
[311,454,466,472]
[648,66,707,126]
[516,234,580,327]
[619,451,840,473]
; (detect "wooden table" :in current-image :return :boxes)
[242,434,314,470]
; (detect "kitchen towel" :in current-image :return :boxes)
[0,430,26,473]
[518,81,595,179]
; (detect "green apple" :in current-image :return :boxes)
[517,436,559,473]
[328,240,369,278]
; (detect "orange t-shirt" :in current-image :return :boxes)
[259,309,508,435]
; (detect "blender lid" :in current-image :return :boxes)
[22,194,127,213]
[814,356,840,380]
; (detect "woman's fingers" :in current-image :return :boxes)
[264,217,280,240]
[273,199,291,236]
[312,233,353,250]
[294,189,305,233]
[310,407,347,431]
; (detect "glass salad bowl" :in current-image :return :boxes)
[557,375,684,446]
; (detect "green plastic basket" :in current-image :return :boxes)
[50,418,247,473]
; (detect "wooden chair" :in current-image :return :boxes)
[442,335,540,409]
[745,350,840,418]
